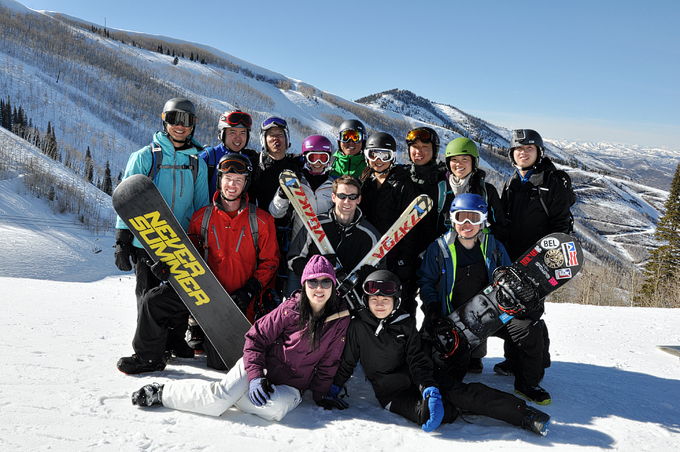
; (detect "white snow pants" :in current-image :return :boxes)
[161,358,302,421]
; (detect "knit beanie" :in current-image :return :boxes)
[301,255,337,286]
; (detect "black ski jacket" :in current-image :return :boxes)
[501,157,572,261]
[333,308,438,408]
[252,153,302,210]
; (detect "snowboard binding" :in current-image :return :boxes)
[432,317,471,362]
[492,266,541,315]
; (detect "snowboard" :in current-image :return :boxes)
[434,232,584,360]
[112,174,250,370]
[657,345,680,359]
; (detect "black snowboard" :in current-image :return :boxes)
[112,174,251,369]
[434,232,584,359]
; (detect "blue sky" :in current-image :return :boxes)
[20,0,680,150]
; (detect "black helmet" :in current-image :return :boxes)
[337,119,367,151]
[366,132,397,151]
[215,153,253,200]
[406,127,440,155]
[362,269,402,311]
[162,97,197,142]
[508,129,544,166]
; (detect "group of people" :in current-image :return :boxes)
[113,97,574,436]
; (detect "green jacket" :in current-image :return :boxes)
[329,151,367,178]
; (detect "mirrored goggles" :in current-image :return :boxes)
[305,152,331,164]
[406,129,432,144]
[340,129,363,143]
[451,210,486,226]
[306,278,333,289]
[334,192,360,201]
[367,149,395,162]
[217,157,252,174]
[163,111,197,127]
[226,111,252,128]
[363,280,398,297]
[261,116,287,130]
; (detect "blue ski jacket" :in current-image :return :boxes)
[417,230,511,317]
[115,131,209,249]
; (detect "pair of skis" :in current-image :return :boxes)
[278,170,433,309]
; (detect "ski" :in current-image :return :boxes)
[657,345,680,359]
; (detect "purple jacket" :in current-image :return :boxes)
[243,291,350,402]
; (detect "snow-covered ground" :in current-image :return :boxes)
[1,171,679,451]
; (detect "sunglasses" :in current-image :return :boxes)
[367,149,394,163]
[226,111,252,128]
[261,116,287,129]
[306,278,333,289]
[451,210,485,226]
[334,192,360,201]
[163,111,197,127]
[217,156,252,174]
[406,129,437,145]
[305,152,330,164]
[363,280,398,297]
[340,130,363,143]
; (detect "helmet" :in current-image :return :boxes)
[362,269,402,312]
[508,129,544,166]
[162,97,197,142]
[365,132,397,172]
[302,135,334,174]
[406,127,440,155]
[450,193,488,228]
[337,119,367,151]
[445,137,479,169]
[218,110,252,147]
[215,153,253,200]
[259,116,290,153]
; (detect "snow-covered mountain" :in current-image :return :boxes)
[1,0,679,270]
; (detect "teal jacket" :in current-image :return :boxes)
[417,230,511,317]
[115,131,210,248]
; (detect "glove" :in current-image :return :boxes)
[231,278,262,314]
[114,229,137,272]
[276,187,288,199]
[423,303,442,336]
[316,384,349,410]
[149,260,171,282]
[248,377,273,407]
[421,386,444,433]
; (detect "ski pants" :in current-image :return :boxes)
[493,316,545,387]
[132,283,190,362]
[162,358,302,421]
[386,380,525,427]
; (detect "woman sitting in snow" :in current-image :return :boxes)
[130,255,351,421]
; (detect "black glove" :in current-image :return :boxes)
[149,260,171,282]
[316,384,349,410]
[231,278,262,314]
[114,229,137,272]
[276,187,288,199]
[423,303,442,336]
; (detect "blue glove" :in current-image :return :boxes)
[248,377,272,407]
[421,386,444,433]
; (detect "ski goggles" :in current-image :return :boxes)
[406,129,436,145]
[366,149,395,163]
[261,116,287,130]
[225,111,252,128]
[217,156,253,174]
[334,192,360,201]
[163,111,197,128]
[363,280,398,297]
[339,129,364,143]
[451,210,486,226]
[305,152,331,164]
[306,278,334,289]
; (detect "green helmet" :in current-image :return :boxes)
[445,137,479,169]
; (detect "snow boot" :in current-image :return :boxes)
[117,354,166,375]
[521,406,550,436]
[467,357,484,374]
[515,383,551,405]
[493,360,513,376]
[132,383,164,407]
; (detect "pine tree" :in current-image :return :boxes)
[102,161,113,195]
[85,147,94,183]
[637,163,680,305]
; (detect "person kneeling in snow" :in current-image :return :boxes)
[130,255,351,422]
[329,269,550,435]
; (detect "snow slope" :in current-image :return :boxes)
[1,164,679,451]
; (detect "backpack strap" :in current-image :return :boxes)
[249,203,259,260]
[147,142,199,183]
[200,206,213,262]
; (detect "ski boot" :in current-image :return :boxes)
[132,383,164,407]
[515,383,551,405]
[117,354,166,375]
[521,406,550,436]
